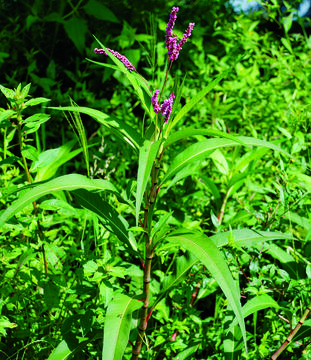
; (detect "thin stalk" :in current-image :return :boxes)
[131,151,163,359]
[218,186,232,225]
[270,305,311,360]
[17,114,48,274]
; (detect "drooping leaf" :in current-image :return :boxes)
[229,294,280,330]
[73,189,138,255]
[168,67,232,130]
[166,229,247,352]
[49,106,142,150]
[0,174,117,225]
[103,293,142,360]
[136,139,161,225]
[162,136,294,185]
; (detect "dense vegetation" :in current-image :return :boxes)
[1,0,311,359]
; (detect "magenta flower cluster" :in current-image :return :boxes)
[151,90,175,122]
[94,48,136,72]
[165,7,195,61]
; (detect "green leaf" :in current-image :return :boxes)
[73,189,138,255]
[0,174,117,225]
[210,229,295,248]
[0,316,17,336]
[294,319,311,342]
[47,339,72,360]
[166,229,247,352]
[152,252,198,310]
[136,139,161,225]
[162,136,293,185]
[229,294,280,330]
[49,106,142,150]
[164,128,243,148]
[0,109,15,124]
[84,0,119,22]
[21,144,38,161]
[64,17,87,53]
[103,293,142,360]
[161,138,237,185]
[23,113,51,134]
[24,97,50,107]
[169,68,231,129]
[31,139,83,181]
[0,85,15,101]
[173,343,200,360]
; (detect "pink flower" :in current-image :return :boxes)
[151,90,175,122]
[94,48,136,71]
[165,7,195,61]
[151,89,160,113]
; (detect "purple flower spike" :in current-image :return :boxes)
[94,47,136,72]
[165,7,195,62]
[151,89,160,113]
[165,7,179,48]
[160,91,175,122]
[176,23,195,55]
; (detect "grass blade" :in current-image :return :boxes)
[49,106,142,150]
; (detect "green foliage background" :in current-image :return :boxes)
[1,0,311,359]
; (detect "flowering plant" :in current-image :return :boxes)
[0,6,294,359]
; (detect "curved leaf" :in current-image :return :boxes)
[0,174,116,225]
[169,68,231,129]
[162,136,294,185]
[229,294,280,330]
[103,293,142,360]
[136,139,161,225]
[49,106,142,150]
[166,229,247,352]
[210,229,295,248]
[164,128,243,148]
[74,189,138,255]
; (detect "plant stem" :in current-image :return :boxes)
[270,305,311,360]
[17,116,48,274]
[132,153,163,358]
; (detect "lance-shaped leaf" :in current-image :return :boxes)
[49,106,142,150]
[210,229,295,248]
[136,139,161,225]
[73,189,138,255]
[103,293,142,360]
[0,174,116,225]
[161,136,293,185]
[166,229,247,352]
[168,67,231,130]
[229,294,280,330]
[164,128,243,148]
